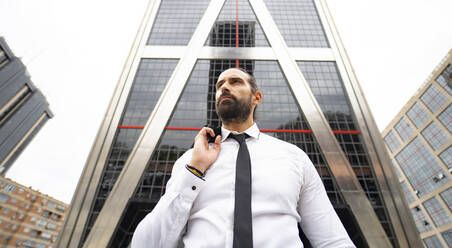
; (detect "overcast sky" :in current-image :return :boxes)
[0,0,451,204]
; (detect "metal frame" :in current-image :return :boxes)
[142,46,335,61]
[59,0,423,246]
[315,1,423,247]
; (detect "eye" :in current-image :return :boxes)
[216,81,223,89]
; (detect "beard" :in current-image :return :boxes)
[215,92,252,125]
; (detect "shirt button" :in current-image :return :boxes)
[192,186,196,190]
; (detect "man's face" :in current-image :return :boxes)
[215,69,254,124]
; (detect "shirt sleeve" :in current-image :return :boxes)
[297,151,356,248]
[131,149,206,248]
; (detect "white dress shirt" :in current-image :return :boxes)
[132,123,355,248]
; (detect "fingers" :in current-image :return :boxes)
[213,135,221,150]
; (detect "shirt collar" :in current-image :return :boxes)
[221,123,260,142]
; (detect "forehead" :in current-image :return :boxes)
[217,68,249,82]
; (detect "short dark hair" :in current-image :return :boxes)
[228,67,259,120]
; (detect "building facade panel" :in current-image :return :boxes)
[438,104,452,134]
[382,49,452,246]
[394,117,414,142]
[0,37,52,175]
[147,0,211,46]
[262,0,329,47]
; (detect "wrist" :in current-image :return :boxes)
[189,160,207,174]
[186,164,205,178]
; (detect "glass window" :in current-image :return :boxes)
[3,183,16,193]
[384,130,401,153]
[440,187,452,212]
[420,84,447,113]
[407,102,430,128]
[411,207,432,233]
[441,229,452,247]
[36,219,47,228]
[440,146,452,169]
[423,235,443,248]
[394,117,414,142]
[396,137,450,197]
[263,0,329,47]
[23,227,30,233]
[423,196,451,227]
[0,193,9,203]
[436,64,452,95]
[147,0,210,45]
[421,121,449,150]
[17,188,24,194]
[438,104,452,134]
[47,201,56,209]
[3,208,10,214]
[400,181,415,204]
[47,222,57,230]
[205,0,269,47]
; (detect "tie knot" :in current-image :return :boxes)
[229,133,248,144]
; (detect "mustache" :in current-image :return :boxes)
[219,92,237,101]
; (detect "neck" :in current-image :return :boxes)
[222,116,254,133]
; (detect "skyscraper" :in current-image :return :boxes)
[0,37,53,175]
[382,49,452,247]
[58,1,422,247]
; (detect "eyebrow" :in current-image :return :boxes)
[216,77,245,87]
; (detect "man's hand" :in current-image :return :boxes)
[190,127,221,174]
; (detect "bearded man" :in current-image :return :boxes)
[131,68,355,248]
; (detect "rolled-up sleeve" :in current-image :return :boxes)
[131,150,205,248]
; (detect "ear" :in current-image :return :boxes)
[252,91,262,106]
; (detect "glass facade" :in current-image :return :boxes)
[420,85,447,114]
[440,187,452,212]
[395,137,449,197]
[263,0,329,47]
[423,196,451,227]
[0,46,8,68]
[206,0,269,47]
[436,64,452,95]
[421,121,449,151]
[407,102,430,129]
[411,207,432,233]
[147,0,210,45]
[80,59,178,243]
[441,229,452,247]
[423,235,443,248]
[439,146,452,169]
[438,104,452,134]
[384,130,402,153]
[394,117,414,142]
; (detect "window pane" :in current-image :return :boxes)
[421,122,449,150]
[147,0,210,45]
[396,137,449,197]
[394,117,414,142]
[423,197,451,227]
[423,235,443,248]
[420,85,447,113]
[440,187,452,212]
[407,102,430,128]
[384,130,401,153]
[411,207,432,233]
[263,0,329,47]
[438,104,452,134]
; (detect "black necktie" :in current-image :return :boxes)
[229,133,253,248]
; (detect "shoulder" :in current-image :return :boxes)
[259,133,307,158]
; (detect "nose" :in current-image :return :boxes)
[218,81,231,93]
